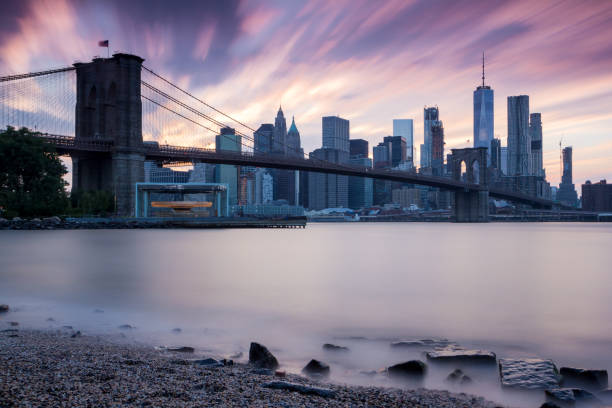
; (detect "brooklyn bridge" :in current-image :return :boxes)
[0,53,556,222]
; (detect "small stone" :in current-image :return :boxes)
[12,217,22,222]
[118,324,133,330]
[171,328,182,333]
[275,370,286,377]
[249,342,279,370]
[42,216,61,224]
[322,343,349,352]
[252,368,273,375]
[9,321,18,326]
[302,359,330,377]
[168,346,194,353]
[0,304,9,313]
[193,358,223,367]
[71,331,82,338]
[262,381,336,398]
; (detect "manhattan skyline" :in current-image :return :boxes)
[1,0,611,187]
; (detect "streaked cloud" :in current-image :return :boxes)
[1,0,611,187]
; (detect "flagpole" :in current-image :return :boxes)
[108,41,110,58]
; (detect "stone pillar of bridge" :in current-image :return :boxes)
[72,53,145,216]
[450,147,489,222]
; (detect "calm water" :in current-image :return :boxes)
[1,223,611,406]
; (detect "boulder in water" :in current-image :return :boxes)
[545,387,602,407]
[302,359,330,377]
[499,358,561,390]
[0,304,8,313]
[446,368,472,385]
[249,342,279,370]
[426,345,496,365]
[560,367,608,391]
[322,343,349,352]
[387,360,426,379]
[168,346,194,353]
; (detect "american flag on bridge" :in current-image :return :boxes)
[98,40,109,47]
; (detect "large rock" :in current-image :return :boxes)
[302,359,330,377]
[0,304,9,313]
[545,388,602,407]
[560,367,608,392]
[391,339,451,349]
[168,346,194,353]
[387,360,426,380]
[42,216,61,224]
[499,358,561,390]
[249,342,279,370]
[426,345,496,365]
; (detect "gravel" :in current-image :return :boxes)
[0,329,507,407]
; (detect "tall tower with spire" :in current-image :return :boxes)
[473,52,494,165]
[286,116,303,158]
[273,105,287,154]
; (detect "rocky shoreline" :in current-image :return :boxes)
[0,329,507,408]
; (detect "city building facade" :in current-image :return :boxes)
[322,116,350,153]
[507,95,531,176]
[393,119,414,164]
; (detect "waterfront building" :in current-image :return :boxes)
[473,54,494,164]
[507,95,531,176]
[255,169,273,204]
[144,161,191,183]
[557,146,578,206]
[232,202,305,218]
[308,148,349,210]
[422,106,439,168]
[350,139,369,158]
[582,180,612,212]
[348,157,373,209]
[215,127,241,207]
[393,119,414,163]
[529,113,544,177]
[322,116,350,153]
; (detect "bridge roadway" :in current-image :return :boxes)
[42,134,554,209]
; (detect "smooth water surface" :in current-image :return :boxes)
[1,223,611,406]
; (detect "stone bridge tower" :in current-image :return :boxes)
[450,147,489,222]
[72,54,145,216]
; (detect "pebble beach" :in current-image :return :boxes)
[0,329,506,407]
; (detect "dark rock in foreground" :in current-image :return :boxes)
[302,359,330,377]
[322,343,349,352]
[545,387,602,407]
[391,339,452,349]
[0,304,9,313]
[387,360,426,380]
[560,367,608,392]
[193,358,223,367]
[249,342,279,370]
[499,358,560,390]
[263,381,336,398]
[540,403,562,408]
[426,346,496,365]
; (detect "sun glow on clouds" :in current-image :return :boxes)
[1,0,612,186]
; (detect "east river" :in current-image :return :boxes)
[1,222,611,406]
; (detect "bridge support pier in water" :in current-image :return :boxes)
[71,54,145,216]
[450,147,489,223]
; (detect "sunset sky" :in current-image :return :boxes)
[1,0,611,187]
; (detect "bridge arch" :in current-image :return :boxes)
[450,147,489,222]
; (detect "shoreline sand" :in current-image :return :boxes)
[0,329,507,407]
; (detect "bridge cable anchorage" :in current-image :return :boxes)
[140,70,349,170]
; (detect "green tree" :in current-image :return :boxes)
[0,126,69,218]
[70,190,115,216]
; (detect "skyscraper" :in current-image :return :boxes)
[557,146,578,206]
[322,116,350,153]
[529,113,544,177]
[422,106,439,168]
[307,148,349,209]
[500,146,508,175]
[473,54,494,164]
[215,127,241,207]
[350,139,368,158]
[490,138,502,171]
[383,135,407,168]
[286,116,303,158]
[373,143,389,169]
[393,119,414,163]
[507,95,531,176]
[348,156,373,209]
[254,123,274,154]
[431,121,444,176]
[273,106,287,154]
